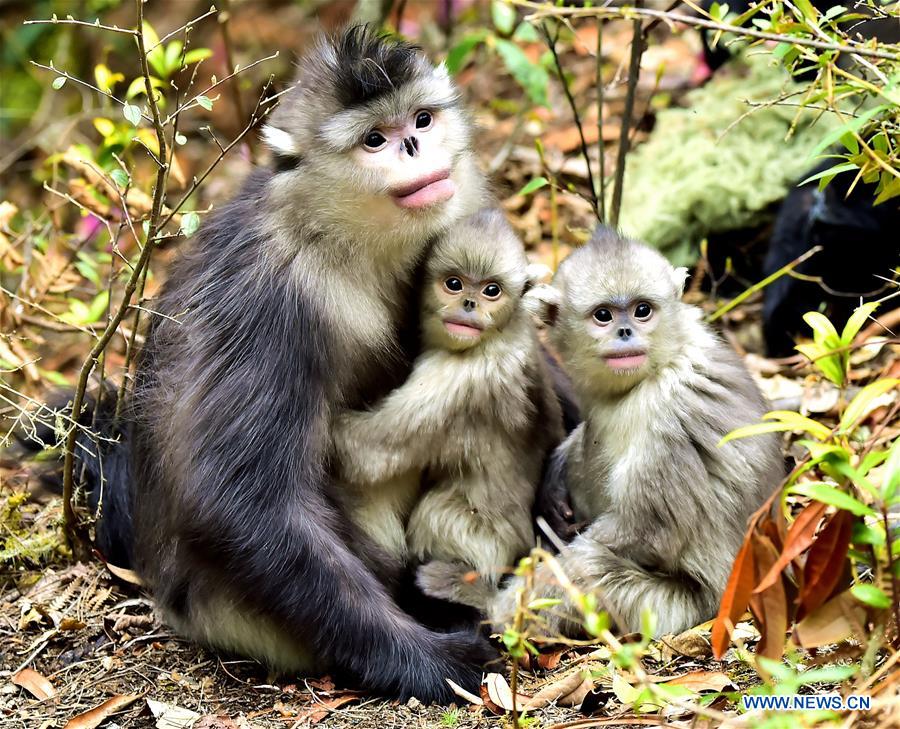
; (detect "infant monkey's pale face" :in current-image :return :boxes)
[582,296,662,376]
[424,272,514,351]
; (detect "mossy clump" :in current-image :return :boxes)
[616,51,840,266]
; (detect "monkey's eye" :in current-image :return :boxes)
[444,277,464,293]
[482,283,502,300]
[415,110,433,130]
[362,130,387,151]
[634,302,653,320]
[592,308,613,324]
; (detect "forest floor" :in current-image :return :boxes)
[2,1,899,727]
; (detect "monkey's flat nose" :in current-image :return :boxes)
[463,298,476,311]
[618,327,632,339]
[402,136,419,157]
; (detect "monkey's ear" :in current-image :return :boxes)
[523,284,561,327]
[261,125,301,157]
[671,266,689,296]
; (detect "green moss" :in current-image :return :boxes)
[615,51,840,266]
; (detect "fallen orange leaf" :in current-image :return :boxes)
[64,694,140,729]
[12,668,56,701]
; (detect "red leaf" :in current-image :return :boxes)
[711,531,756,659]
[800,510,854,615]
[754,501,828,593]
[749,534,790,660]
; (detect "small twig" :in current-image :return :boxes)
[539,22,599,220]
[218,0,249,148]
[595,16,606,223]
[24,16,137,35]
[514,1,900,62]
[29,62,152,122]
[609,2,645,229]
[165,52,278,123]
[708,245,823,323]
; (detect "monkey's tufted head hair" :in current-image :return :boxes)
[262,26,461,159]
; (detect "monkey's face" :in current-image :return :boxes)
[423,273,516,352]
[263,41,475,246]
[551,235,688,397]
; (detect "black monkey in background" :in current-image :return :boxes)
[61,28,504,703]
[762,162,899,356]
[698,1,899,356]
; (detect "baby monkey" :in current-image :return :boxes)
[421,228,782,637]
[332,208,563,585]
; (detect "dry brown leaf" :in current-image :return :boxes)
[64,694,140,729]
[524,670,589,710]
[748,532,789,660]
[194,717,240,729]
[106,562,144,585]
[12,668,56,701]
[481,673,530,714]
[666,670,735,693]
[293,693,360,724]
[712,531,756,658]
[793,590,866,648]
[661,629,712,659]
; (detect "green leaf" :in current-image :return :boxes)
[494,38,549,107]
[491,0,517,35]
[791,482,877,517]
[793,0,819,23]
[823,5,846,21]
[838,379,899,434]
[164,40,183,76]
[795,665,858,685]
[808,105,889,160]
[841,301,879,346]
[123,102,141,126]
[180,211,200,237]
[183,48,213,65]
[518,176,549,196]
[799,162,857,187]
[445,31,487,76]
[52,76,66,89]
[718,421,796,446]
[765,410,833,441]
[512,21,539,42]
[109,168,129,187]
[796,346,844,386]
[528,598,562,611]
[850,583,891,609]
[195,95,213,111]
[881,436,900,504]
[803,311,840,348]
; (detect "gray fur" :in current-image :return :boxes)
[81,27,499,703]
[422,228,783,638]
[332,209,564,584]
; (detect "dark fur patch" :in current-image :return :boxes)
[331,26,421,108]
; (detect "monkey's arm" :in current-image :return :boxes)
[331,354,477,484]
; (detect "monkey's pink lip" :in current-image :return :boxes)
[444,320,482,337]
[604,353,647,370]
[391,170,455,209]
